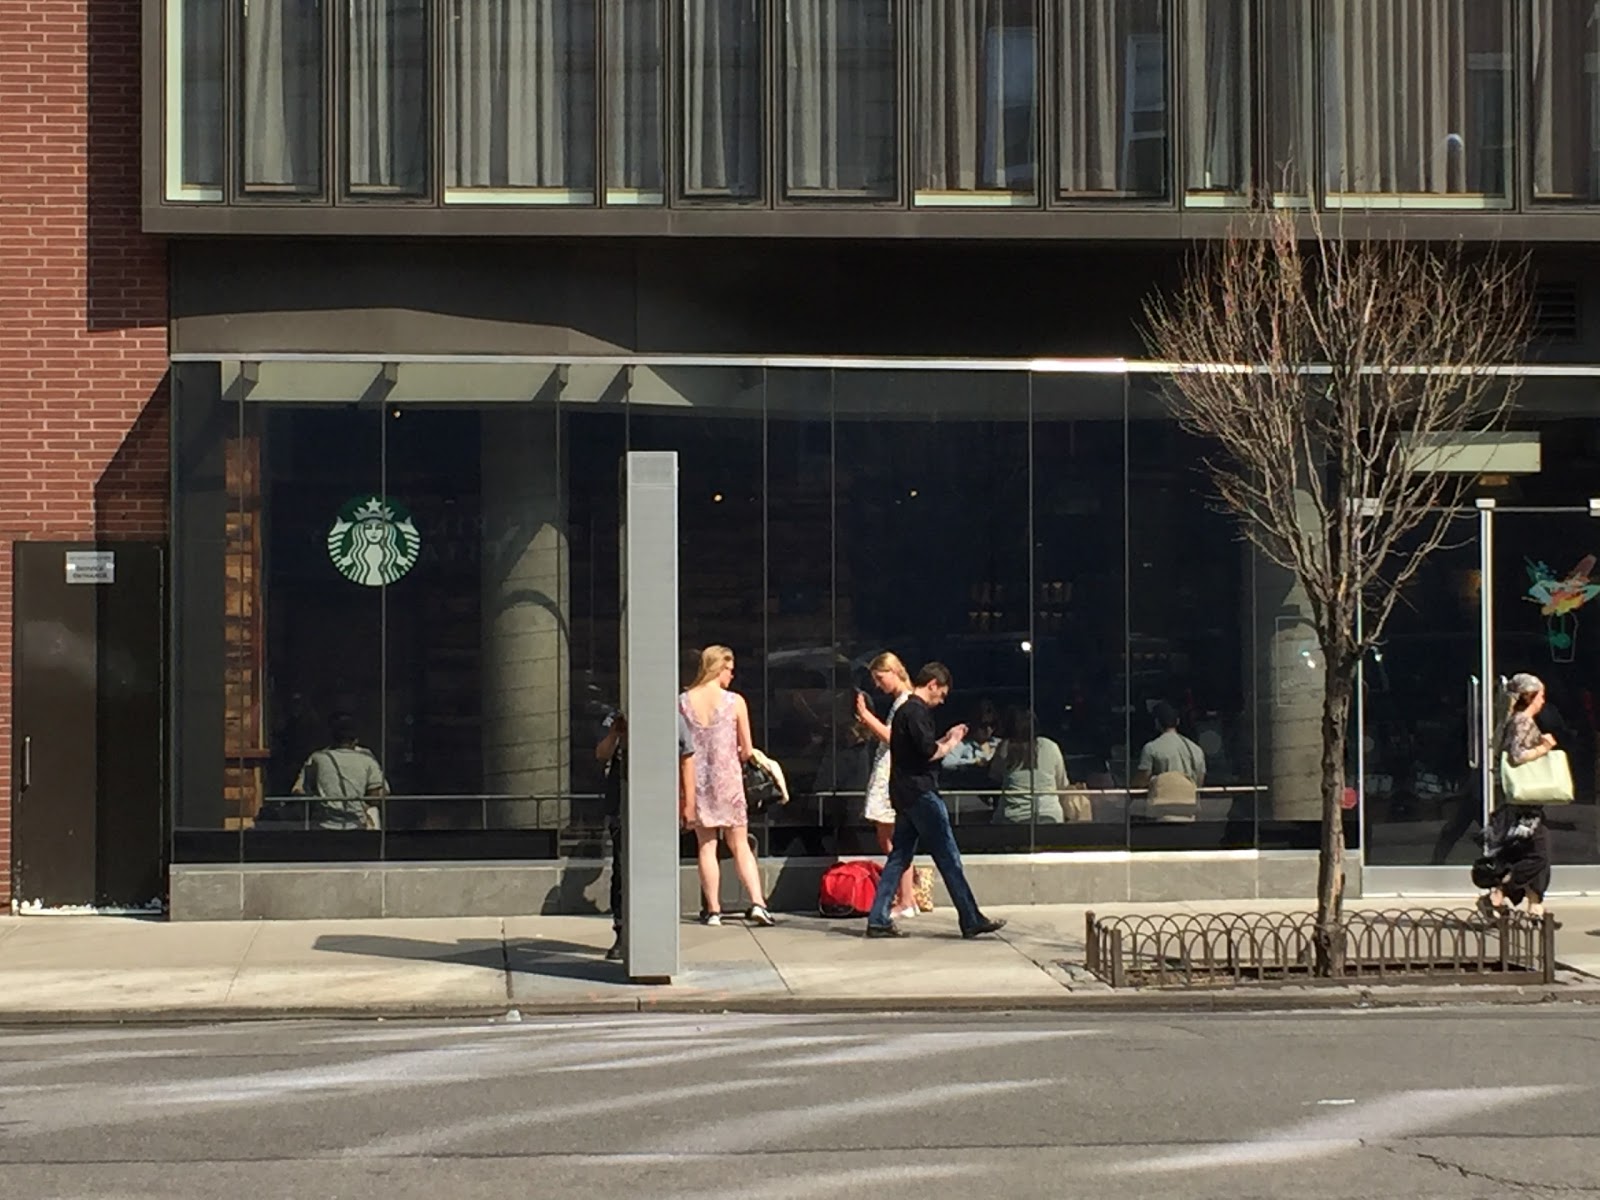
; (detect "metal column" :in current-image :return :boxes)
[620,451,680,983]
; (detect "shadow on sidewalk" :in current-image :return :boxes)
[312,934,626,985]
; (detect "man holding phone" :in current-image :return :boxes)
[865,662,1006,940]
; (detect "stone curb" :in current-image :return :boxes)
[2,981,1597,1025]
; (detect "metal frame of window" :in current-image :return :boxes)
[144,0,1600,233]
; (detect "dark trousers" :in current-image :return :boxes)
[607,815,624,934]
[867,791,983,932]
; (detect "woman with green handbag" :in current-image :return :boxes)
[1480,673,1560,918]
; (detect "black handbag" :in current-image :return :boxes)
[743,760,783,812]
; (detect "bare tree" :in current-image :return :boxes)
[1142,208,1531,974]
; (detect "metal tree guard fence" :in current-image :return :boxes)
[1084,908,1557,989]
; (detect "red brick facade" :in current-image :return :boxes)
[0,1,169,908]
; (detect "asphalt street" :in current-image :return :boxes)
[0,1010,1596,1199]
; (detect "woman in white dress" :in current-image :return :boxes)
[854,651,918,920]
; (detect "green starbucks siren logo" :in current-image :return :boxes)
[328,495,421,586]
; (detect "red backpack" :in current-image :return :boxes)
[818,860,882,918]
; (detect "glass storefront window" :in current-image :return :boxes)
[445,0,598,205]
[681,0,764,200]
[783,0,898,200]
[1031,375,1127,849]
[172,362,1312,864]
[834,370,1033,849]
[347,0,429,196]
[1057,0,1167,200]
[606,0,666,204]
[242,0,325,197]
[914,0,1039,206]
[1322,0,1513,208]
[1530,0,1600,203]
[166,0,225,201]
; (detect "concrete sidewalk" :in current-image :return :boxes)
[1,898,1597,1023]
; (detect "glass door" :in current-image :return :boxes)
[1361,511,1491,883]
[1489,508,1600,871]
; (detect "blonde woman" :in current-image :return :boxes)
[679,645,775,927]
[855,652,919,920]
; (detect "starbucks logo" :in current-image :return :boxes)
[327,496,421,586]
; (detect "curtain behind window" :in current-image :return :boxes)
[607,0,663,199]
[1531,0,1599,200]
[243,0,323,192]
[448,0,597,196]
[349,0,429,194]
[785,0,896,196]
[177,0,226,192]
[1323,0,1509,198]
[1182,0,1248,198]
[1059,0,1166,196]
[683,0,762,197]
[916,0,1037,197]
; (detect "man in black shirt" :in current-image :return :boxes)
[866,662,1006,939]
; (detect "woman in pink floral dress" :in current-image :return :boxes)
[680,645,774,926]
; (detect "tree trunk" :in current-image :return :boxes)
[1313,667,1354,976]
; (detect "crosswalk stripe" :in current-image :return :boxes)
[767,1028,1096,1069]
[345,1077,775,1159]
[643,1077,1056,1156]
[1109,1085,1572,1173]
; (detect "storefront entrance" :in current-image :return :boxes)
[1363,502,1600,894]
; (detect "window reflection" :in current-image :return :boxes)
[1322,0,1512,206]
[784,0,897,199]
[347,0,430,196]
[242,0,324,195]
[1531,0,1600,202]
[168,0,225,200]
[1058,0,1167,199]
[171,366,1310,865]
[915,0,1038,204]
[681,0,764,199]
[446,0,598,204]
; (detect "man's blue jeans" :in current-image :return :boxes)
[867,791,983,932]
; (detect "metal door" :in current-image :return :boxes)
[13,542,165,909]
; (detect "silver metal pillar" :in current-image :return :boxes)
[621,451,680,983]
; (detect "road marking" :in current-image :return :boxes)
[766,1028,1097,1068]
[345,1077,776,1158]
[1110,1086,1570,1173]
[644,1077,1055,1156]
[547,1034,864,1073]
[662,1163,983,1200]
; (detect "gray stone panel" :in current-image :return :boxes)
[1130,856,1256,902]
[241,868,383,920]
[381,865,566,919]
[169,867,243,922]
[1256,853,1321,900]
[1031,861,1131,905]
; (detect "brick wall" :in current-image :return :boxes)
[0,1,169,908]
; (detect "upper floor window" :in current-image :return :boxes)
[1322,0,1512,208]
[242,0,324,197]
[783,0,898,200]
[1058,0,1168,201]
[1182,0,1313,207]
[1530,0,1600,202]
[445,1,598,204]
[156,0,1553,215]
[914,0,1039,206]
[681,0,764,200]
